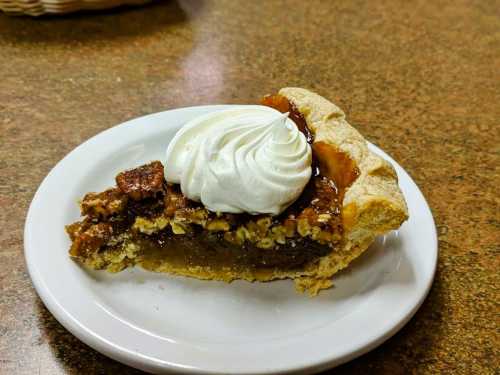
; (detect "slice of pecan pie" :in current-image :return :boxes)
[66,88,408,295]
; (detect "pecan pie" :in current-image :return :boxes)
[66,88,408,295]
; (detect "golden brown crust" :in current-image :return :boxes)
[279,87,408,290]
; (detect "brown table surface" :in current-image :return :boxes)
[1,0,499,374]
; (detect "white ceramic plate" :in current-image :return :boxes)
[25,106,437,374]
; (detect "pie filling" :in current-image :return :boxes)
[66,95,359,275]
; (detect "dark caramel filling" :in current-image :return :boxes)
[133,230,331,272]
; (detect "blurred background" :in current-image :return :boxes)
[1,1,499,374]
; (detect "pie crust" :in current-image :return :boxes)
[278,88,408,293]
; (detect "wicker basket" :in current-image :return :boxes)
[0,0,150,16]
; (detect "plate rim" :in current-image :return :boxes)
[24,105,438,374]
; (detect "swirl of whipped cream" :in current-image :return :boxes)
[165,105,312,215]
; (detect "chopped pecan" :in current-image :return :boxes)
[65,219,92,241]
[116,161,164,201]
[68,222,113,258]
[80,188,128,218]
[164,184,189,217]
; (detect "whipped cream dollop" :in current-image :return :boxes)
[165,105,312,215]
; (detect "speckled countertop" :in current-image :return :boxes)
[0,0,499,373]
